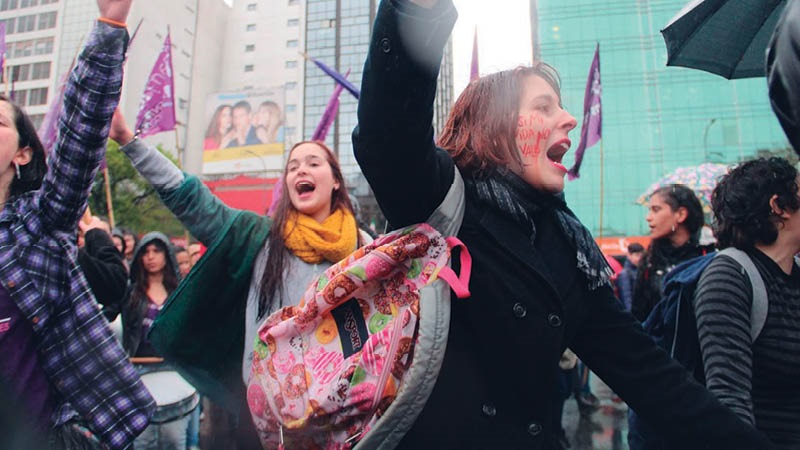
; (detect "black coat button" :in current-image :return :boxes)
[380,37,391,53]
[481,403,496,417]
[527,421,542,436]
[512,303,527,318]
[547,313,562,327]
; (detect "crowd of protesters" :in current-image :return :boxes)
[1,0,800,449]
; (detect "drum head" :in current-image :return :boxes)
[141,371,199,423]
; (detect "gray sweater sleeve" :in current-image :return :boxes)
[693,255,755,425]
[119,138,184,191]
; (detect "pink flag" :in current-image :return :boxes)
[470,27,479,82]
[37,68,70,155]
[135,30,176,138]
[0,23,6,78]
[568,43,602,180]
[312,70,350,142]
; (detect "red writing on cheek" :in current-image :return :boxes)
[516,114,550,158]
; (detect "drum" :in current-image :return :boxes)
[140,370,199,424]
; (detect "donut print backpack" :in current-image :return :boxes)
[246,221,471,450]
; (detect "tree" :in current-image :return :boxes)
[88,140,186,237]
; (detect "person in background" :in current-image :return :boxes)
[120,226,139,267]
[174,245,191,277]
[0,1,154,447]
[187,242,204,267]
[632,184,710,322]
[110,107,368,448]
[122,232,184,449]
[617,242,644,311]
[253,101,284,144]
[694,157,800,448]
[78,215,128,322]
[227,101,261,148]
[350,1,777,448]
[203,104,235,150]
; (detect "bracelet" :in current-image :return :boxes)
[98,17,127,28]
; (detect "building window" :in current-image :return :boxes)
[11,40,33,57]
[285,60,297,69]
[288,0,299,5]
[178,98,188,110]
[29,113,43,129]
[286,39,298,48]
[287,18,299,27]
[31,61,50,80]
[11,64,30,82]
[0,0,18,12]
[285,82,297,90]
[285,104,297,112]
[40,0,57,4]
[34,37,54,55]
[16,15,35,33]
[245,44,255,52]
[27,87,47,106]
[244,64,254,72]
[19,0,37,7]
[12,90,27,106]
[246,3,256,11]
[1,18,16,35]
[246,23,256,32]
[37,11,56,30]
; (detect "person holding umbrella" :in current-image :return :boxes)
[350,0,780,449]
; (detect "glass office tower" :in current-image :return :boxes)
[533,0,788,237]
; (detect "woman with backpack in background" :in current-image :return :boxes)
[631,184,711,322]
[694,157,800,448]
[108,109,367,449]
[350,0,779,449]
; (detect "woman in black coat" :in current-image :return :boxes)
[351,1,779,449]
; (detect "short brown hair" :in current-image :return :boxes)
[437,63,562,177]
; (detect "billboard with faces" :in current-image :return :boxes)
[202,87,286,175]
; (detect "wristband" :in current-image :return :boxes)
[98,17,127,28]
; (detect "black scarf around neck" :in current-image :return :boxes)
[467,168,613,291]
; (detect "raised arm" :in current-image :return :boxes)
[352,0,457,228]
[37,6,130,231]
[110,109,237,245]
[693,256,756,424]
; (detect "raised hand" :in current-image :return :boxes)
[109,108,135,146]
[97,0,133,24]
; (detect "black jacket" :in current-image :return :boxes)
[352,1,778,449]
[77,229,128,322]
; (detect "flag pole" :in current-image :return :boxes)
[103,167,115,228]
[598,138,605,240]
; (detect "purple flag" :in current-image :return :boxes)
[303,53,360,99]
[136,31,176,138]
[568,44,602,180]
[470,27,479,82]
[312,70,350,142]
[0,23,6,79]
[37,68,71,155]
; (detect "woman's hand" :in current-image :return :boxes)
[97,0,133,24]
[110,108,135,146]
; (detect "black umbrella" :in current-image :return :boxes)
[661,0,787,79]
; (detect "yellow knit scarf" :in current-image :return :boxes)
[283,208,358,264]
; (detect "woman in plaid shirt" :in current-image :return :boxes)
[0,1,155,449]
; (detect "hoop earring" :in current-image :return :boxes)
[13,162,20,180]
[671,224,676,233]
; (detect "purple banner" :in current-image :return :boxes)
[136,31,176,138]
[568,44,602,180]
[0,22,6,78]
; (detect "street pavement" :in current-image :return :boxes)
[562,374,629,450]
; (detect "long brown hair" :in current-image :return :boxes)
[258,140,356,318]
[130,239,179,313]
[437,63,562,177]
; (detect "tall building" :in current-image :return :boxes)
[303,0,453,227]
[533,0,788,237]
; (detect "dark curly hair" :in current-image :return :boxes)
[650,184,705,238]
[711,157,799,249]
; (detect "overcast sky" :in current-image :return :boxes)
[451,0,532,97]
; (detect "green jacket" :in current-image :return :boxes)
[149,175,272,411]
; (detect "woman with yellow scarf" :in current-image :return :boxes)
[108,110,366,448]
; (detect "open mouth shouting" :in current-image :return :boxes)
[295,180,316,199]
[546,139,570,173]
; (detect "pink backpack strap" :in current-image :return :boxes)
[437,236,472,299]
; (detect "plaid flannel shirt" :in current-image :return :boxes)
[0,23,155,449]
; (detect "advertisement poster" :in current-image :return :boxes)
[202,87,286,175]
